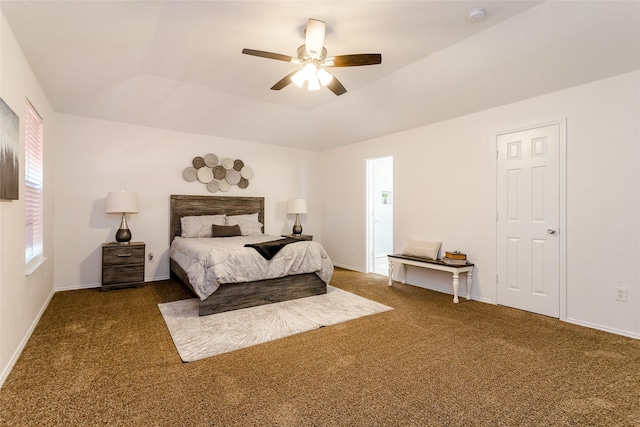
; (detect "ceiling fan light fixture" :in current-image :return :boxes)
[242,18,381,95]
[317,68,333,86]
[291,69,306,87]
[307,76,321,91]
[302,63,317,80]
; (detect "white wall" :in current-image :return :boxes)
[321,71,640,338]
[53,115,322,289]
[0,13,56,385]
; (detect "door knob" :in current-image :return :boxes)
[547,227,557,235]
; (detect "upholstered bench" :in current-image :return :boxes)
[387,254,474,303]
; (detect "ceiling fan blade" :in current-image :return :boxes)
[327,54,382,67]
[242,48,294,63]
[325,74,347,96]
[270,70,299,91]
[305,18,325,59]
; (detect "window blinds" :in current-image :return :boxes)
[25,100,43,264]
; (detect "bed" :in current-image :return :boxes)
[169,195,332,316]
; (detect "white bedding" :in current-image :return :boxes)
[170,235,334,300]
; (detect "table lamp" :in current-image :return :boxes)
[287,198,307,235]
[105,191,139,244]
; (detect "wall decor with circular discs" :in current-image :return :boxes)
[182,153,253,192]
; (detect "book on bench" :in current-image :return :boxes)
[441,257,467,265]
[444,251,467,260]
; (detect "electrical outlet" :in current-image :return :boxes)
[615,287,627,302]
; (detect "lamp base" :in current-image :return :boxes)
[115,228,132,244]
[292,214,303,236]
[115,213,132,244]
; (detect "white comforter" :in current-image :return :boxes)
[170,235,334,300]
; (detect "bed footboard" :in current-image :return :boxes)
[170,260,326,316]
[198,273,326,316]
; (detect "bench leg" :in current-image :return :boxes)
[452,273,460,303]
[388,261,407,284]
[466,270,473,300]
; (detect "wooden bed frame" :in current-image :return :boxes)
[169,195,327,316]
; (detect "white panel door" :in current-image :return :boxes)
[497,124,560,317]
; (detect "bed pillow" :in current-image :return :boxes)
[181,215,226,238]
[402,239,441,260]
[227,213,259,221]
[211,224,242,238]
[226,217,263,236]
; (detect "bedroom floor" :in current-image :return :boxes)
[1,268,639,426]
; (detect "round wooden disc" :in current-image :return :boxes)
[238,178,249,189]
[213,165,226,180]
[197,167,213,183]
[219,180,231,192]
[221,158,234,170]
[182,167,198,182]
[233,159,244,171]
[192,156,205,169]
[225,169,241,185]
[240,166,253,179]
[204,153,218,167]
[206,180,219,193]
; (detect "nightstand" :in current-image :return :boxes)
[102,242,145,291]
[281,234,313,241]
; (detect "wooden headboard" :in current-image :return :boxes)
[170,195,265,242]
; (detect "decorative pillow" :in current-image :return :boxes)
[402,239,441,260]
[211,224,242,238]
[181,215,226,238]
[226,217,263,236]
[227,213,259,221]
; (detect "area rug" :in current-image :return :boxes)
[158,285,393,362]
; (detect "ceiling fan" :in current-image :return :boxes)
[242,18,382,96]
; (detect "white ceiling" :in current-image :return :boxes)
[2,1,639,151]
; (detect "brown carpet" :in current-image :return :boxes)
[1,268,639,426]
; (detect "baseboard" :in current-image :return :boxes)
[565,318,640,340]
[0,288,55,388]
[332,263,364,273]
[55,282,101,292]
[399,278,488,303]
[54,276,172,292]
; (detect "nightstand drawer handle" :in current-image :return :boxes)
[117,253,132,257]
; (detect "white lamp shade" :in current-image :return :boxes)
[287,198,307,214]
[307,76,321,91]
[291,69,306,88]
[317,68,333,86]
[105,191,139,213]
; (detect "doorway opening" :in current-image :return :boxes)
[366,156,393,275]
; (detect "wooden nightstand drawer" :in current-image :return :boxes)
[102,242,145,290]
[102,265,144,286]
[103,245,145,266]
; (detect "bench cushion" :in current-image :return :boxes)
[402,239,441,260]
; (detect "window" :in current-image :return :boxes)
[25,99,43,269]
